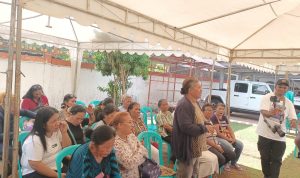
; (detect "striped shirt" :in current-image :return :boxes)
[156,111,173,137]
[66,143,121,178]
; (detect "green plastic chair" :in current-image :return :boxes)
[141,106,157,131]
[19,116,30,131]
[137,131,176,178]
[18,131,30,178]
[294,145,298,158]
[154,115,172,165]
[286,113,300,134]
[137,131,164,165]
[76,100,86,107]
[55,144,80,178]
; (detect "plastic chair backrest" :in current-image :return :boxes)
[19,131,30,145]
[140,106,154,125]
[19,116,30,131]
[76,100,86,107]
[55,144,80,178]
[18,131,30,178]
[137,131,164,166]
[89,100,101,107]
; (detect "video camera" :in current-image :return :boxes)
[264,96,286,137]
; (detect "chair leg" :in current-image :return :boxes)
[167,143,171,165]
[294,145,298,158]
[219,165,224,174]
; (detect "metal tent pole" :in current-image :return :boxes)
[2,0,17,177]
[226,51,233,121]
[11,1,22,177]
[73,45,80,95]
[208,59,216,103]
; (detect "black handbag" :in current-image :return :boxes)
[138,157,161,178]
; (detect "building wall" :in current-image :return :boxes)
[0,58,222,109]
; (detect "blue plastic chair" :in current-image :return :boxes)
[18,131,30,178]
[137,131,163,165]
[19,116,30,131]
[55,144,80,178]
[141,106,157,131]
[154,115,172,165]
[89,100,101,107]
[294,145,299,158]
[137,131,176,178]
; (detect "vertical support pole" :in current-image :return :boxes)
[226,51,233,121]
[166,64,171,101]
[189,58,192,76]
[285,71,289,80]
[274,65,278,85]
[172,63,177,102]
[208,59,216,103]
[12,1,22,178]
[2,0,17,177]
[147,62,152,106]
[219,69,225,89]
[73,45,80,95]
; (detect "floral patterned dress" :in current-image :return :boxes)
[132,117,147,136]
[114,133,148,178]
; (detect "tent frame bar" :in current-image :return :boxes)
[23,0,230,57]
[179,0,280,29]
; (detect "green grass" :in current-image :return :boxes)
[218,121,300,178]
[231,122,252,132]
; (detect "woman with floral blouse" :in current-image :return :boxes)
[112,112,148,178]
[127,102,159,163]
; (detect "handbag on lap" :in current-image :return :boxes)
[138,157,161,178]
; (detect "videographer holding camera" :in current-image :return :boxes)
[256,79,297,178]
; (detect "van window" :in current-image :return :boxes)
[234,83,248,93]
[252,84,269,95]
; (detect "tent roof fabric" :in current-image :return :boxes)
[18,0,300,72]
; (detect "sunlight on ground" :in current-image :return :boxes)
[233,122,297,171]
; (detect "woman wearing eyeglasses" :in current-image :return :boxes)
[112,112,148,178]
[21,84,49,112]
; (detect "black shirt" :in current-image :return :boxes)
[66,120,84,145]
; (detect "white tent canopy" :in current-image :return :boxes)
[21,0,300,73]
[1,0,226,63]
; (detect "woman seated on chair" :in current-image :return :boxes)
[94,97,114,122]
[93,104,118,129]
[21,84,49,112]
[66,125,121,178]
[21,106,72,178]
[59,94,77,120]
[128,102,159,163]
[211,103,244,171]
[156,99,173,144]
[65,105,86,145]
[112,112,148,178]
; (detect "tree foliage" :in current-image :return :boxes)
[95,51,150,104]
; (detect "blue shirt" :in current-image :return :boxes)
[67,143,121,178]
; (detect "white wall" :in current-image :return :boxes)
[0,58,109,108]
[0,58,223,108]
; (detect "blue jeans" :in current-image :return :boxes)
[217,138,243,165]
